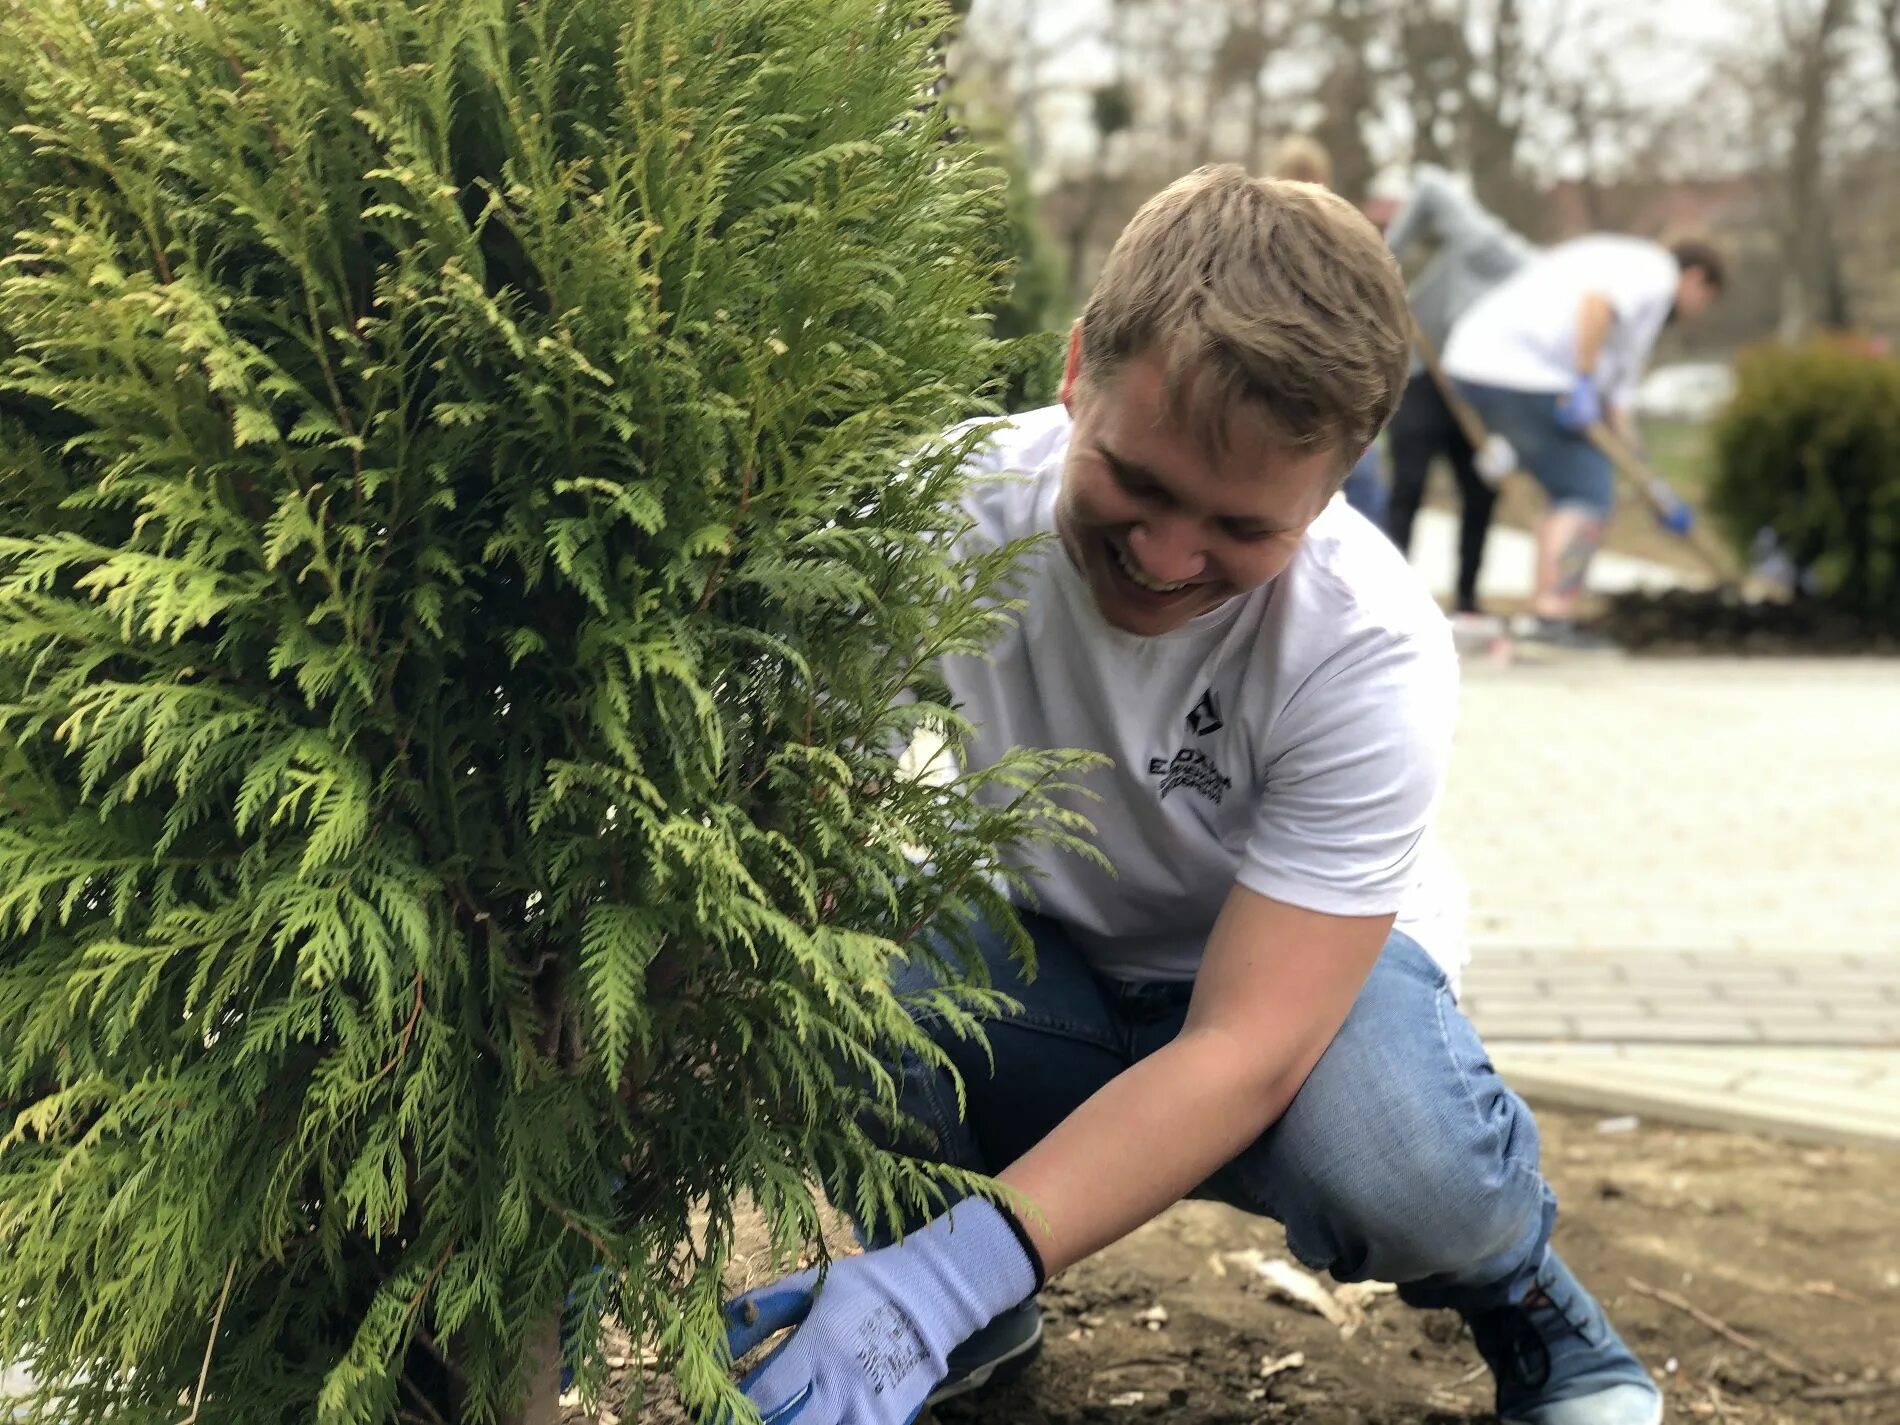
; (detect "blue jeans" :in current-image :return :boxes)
[883,911,1556,1314]
[1454,381,1615,518]
[1342,444,1390,527]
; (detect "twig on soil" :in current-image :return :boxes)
[1093,1356,1187,1377]
[1798,1381,1900,1403]
[1436,1362,1488,1391]
[180,1259,237,1425]
[1799,1279,1873,1306]
[1625,1277,1825,1385]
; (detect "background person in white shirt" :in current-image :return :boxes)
[1441,236,1725,643]
[718,169,1664,1425]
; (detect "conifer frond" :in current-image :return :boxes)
[0,1,1076,1421]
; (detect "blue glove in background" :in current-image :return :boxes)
[715,1198,1037,1425]
[1648,476,1694,536]
[1554,373,1602,433]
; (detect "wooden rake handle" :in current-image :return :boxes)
[1584,420,1736,589]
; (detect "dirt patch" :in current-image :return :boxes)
[611,1109,1900,1424]
[1594,589,1899,657]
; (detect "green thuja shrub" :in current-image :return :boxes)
[0,1,1092,1420]
[1710,340,1900,627]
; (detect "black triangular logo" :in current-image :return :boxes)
[1186,688,1223,737]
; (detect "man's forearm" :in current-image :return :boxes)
[1575,293,1614,376]
[996,1027,1301,1276]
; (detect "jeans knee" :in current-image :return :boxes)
[1306,1155,1549,1285]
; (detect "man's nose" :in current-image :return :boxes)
[1127,518,1207,583]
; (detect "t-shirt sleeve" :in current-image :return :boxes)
[1382,166,1448,263]
[1236,627,1458,918]
[1605,247,1679,325]
[1604,259,1677,413]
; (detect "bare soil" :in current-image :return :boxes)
[1593,589,1898,656]
[620,1109,1900,1424]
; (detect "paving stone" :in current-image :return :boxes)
[1753,1019,1900,1045]
[1491,1045,1900,1148]
[1565,1016,1772,1043]
[1468,1014,1575,1040]
[1446,660,1900,1141]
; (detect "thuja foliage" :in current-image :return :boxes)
[1711,339,1900,628]
[0,1,1092,1420]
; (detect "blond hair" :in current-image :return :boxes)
[1270,135,1334,188]
[1076,164,1410,473]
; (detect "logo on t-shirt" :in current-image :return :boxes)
[1186,687,1224,736]
[1148,687,1233,804]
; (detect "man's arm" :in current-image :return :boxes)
[1574,292,1615,378]
[1382,165,1450,263]
[1385,165,1515,266]
[997,887,1391,1274]
[1552,291,1619,434]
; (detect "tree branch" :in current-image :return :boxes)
[179,1259,237,1425]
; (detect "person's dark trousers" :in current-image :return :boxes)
[1384,373,1498,615]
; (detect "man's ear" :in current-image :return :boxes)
[1058,322,1084,410]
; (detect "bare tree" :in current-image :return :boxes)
[1777,0,1856,338]
[1382,0,1543,229]
[1237,0,1307,167]
[1310,0,1379,200]
[1882,0,1900,121]
[1394,5,1467,169]
[1461,0,1547,231]
[1531,10,1677,233]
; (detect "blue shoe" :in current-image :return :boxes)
[925,1298,1043,1405]
[1465,1253,1662,1425]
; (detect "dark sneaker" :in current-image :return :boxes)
[1465,1253,1661,1425]
[1510,615,1618,652]
[926,1298,1044,1406]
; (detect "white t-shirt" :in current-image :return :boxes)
[935,406,1470,986]
[1441,234,1679,413]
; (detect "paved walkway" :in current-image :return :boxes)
[1444,655,1900,1147]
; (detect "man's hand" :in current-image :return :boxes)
[1473,432,1517,487]
[1555,373,1602,434]
[715,1199,1037,1424]
[1646,475,1694,536]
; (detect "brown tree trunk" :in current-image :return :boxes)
[1778,0,1853,341]
[1468,0,1538,235]
[500,1326,568,1425]
[1884,0,1900,119]
[1397,6,1460,169]
[1315,0,1377,201]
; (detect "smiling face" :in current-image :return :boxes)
[1054,332,1342,637]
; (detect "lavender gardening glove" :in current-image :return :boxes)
[1554,373,1602,433]
[716,1198,1039,1425]
[1647,475,1694,536]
